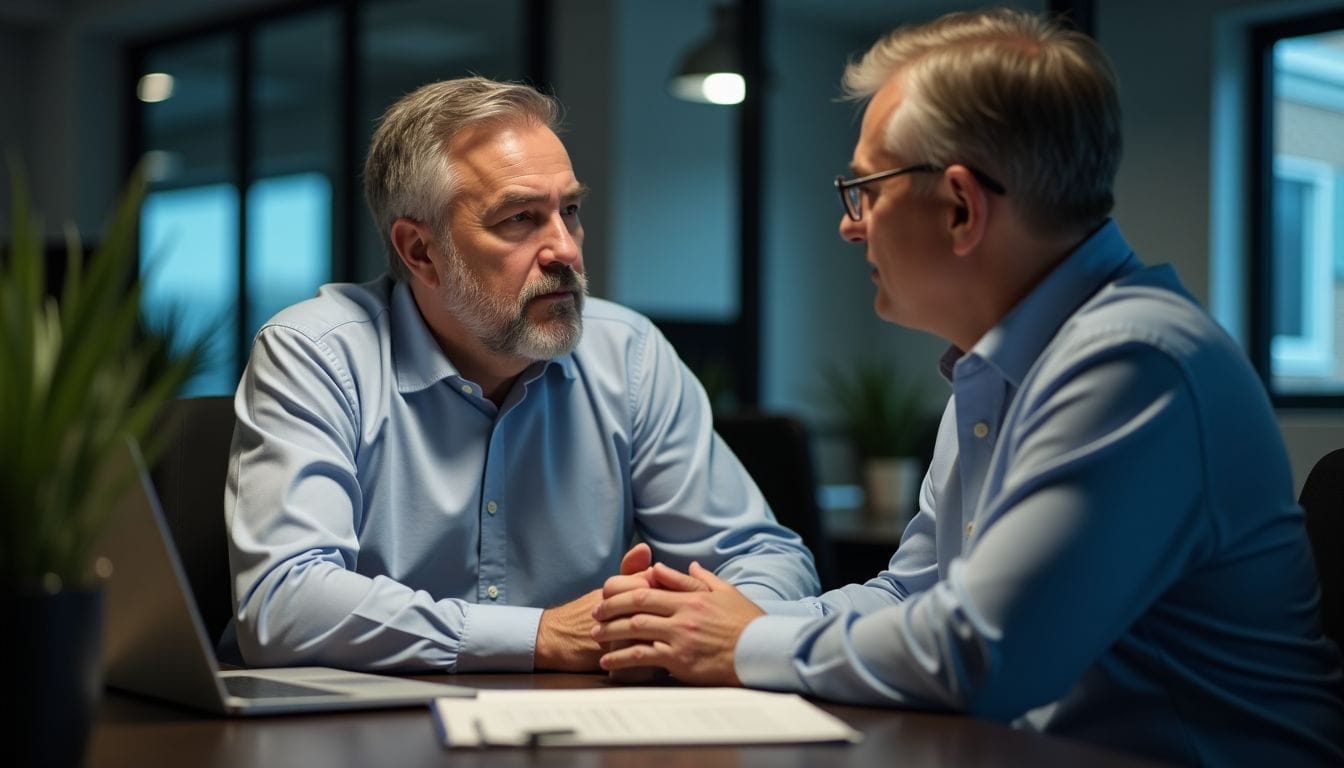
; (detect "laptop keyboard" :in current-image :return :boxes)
[223,675,338,699]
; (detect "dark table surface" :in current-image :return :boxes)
[89,672,1166,767]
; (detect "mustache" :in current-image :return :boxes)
[519,266,587,304]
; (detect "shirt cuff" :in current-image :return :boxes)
[734,613,817,692]
[456,604,543,672]
[754,598,824,618]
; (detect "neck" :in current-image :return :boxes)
[943,222,1090,352]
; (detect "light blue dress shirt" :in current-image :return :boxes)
[736,221,1344,765]
[223,276,818,672]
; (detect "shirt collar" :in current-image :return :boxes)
[390,279,578,393]
[955,219,1143,388]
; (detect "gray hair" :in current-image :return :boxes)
[363,77,562,280]
[843,8,1121,237]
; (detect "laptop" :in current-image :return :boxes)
[96,439,476,715]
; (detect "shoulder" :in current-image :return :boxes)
[257,277,395,348]
[573,296,661,359]
[579,296,655,337]
[567,297,689,401]
[1054,266,1235,366]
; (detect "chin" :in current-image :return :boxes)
[873,295,898,324]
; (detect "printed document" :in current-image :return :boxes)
[430,687,862,748]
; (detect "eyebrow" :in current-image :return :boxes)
[484,183,591,220]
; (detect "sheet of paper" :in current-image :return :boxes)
[430,687,862,747]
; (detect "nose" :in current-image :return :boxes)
[539,211,582,267]
[838,212,866,243]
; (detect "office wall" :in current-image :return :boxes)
[0,24,32,230]
[606,0,739,322]
[5,0,1343,488]
[1096,0,1344,490]
[760,9,950,425]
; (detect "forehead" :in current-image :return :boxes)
[449,121,577,197]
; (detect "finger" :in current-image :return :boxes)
[600,640,674,672]
[650,562,708,592]
[689,561,734,592]
[594,587,690,620]
[592,613,674,644]
[620,542,652,575]
[601,571,654,601]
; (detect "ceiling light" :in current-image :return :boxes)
[137,73,175,103]
[669,4,744,106]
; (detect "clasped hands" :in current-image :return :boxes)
[590,551,764,686]
[533,542,762,684]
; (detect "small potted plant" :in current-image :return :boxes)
[0,164,200,767]
[823,359,928,524]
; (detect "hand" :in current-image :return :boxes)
[535,543,653,672]
[599,542,679,683]
[592,562,764,685]
[535,588,604,671]
[601,542,708,599]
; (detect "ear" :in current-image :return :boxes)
[390,217,441,288]
[943,165,990,257]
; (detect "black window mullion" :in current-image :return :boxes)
[235,27,253,383]
[1248,22,1274,394]
[337,0,358,283]
[737,0,762,407]
[525,0,552,92]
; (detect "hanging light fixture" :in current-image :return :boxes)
[669,3,744,106]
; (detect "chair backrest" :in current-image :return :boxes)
[149,395,237,648]
[714,411,837,590]
[1299,447,1344,648]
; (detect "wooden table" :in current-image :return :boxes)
[88,673,1164,767]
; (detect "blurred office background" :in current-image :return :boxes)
[2,0,1343,497]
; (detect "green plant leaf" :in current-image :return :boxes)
[0,159,205,591]
[821,359,928,459]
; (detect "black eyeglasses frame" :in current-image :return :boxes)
[834,163,1007,221]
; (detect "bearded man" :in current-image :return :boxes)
[220,77,818,673]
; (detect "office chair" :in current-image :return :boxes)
[149,395,237,647]
[1299,447,1344,648]
[713,411,838,590]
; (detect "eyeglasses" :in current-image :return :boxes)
[834,163,1007,221]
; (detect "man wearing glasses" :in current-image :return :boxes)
[594,9,1344,765]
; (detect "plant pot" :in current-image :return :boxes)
[4,587,104,768]
[863,456,921,526]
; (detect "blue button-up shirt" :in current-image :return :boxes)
[736,221,1344,765]
[223,277,818,672]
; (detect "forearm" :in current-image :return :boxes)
[235,559,542,672]
[741,349,1207,716]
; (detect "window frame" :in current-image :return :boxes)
[1269,155,1336,380]
[124,0,548,392]
[1248,7,1344,408]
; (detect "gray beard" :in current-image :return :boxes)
[440,238,588,361]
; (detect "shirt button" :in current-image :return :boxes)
[486,585,499,600]
[973,422,989,439]
[965,522,974,535]
[460,383,474,395]
[486,500,498,515]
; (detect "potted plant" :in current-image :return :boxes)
[823,359,928,524]
[1,164,200,767]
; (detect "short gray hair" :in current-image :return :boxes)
[363,77,562,280]
[843,8,1121,237]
